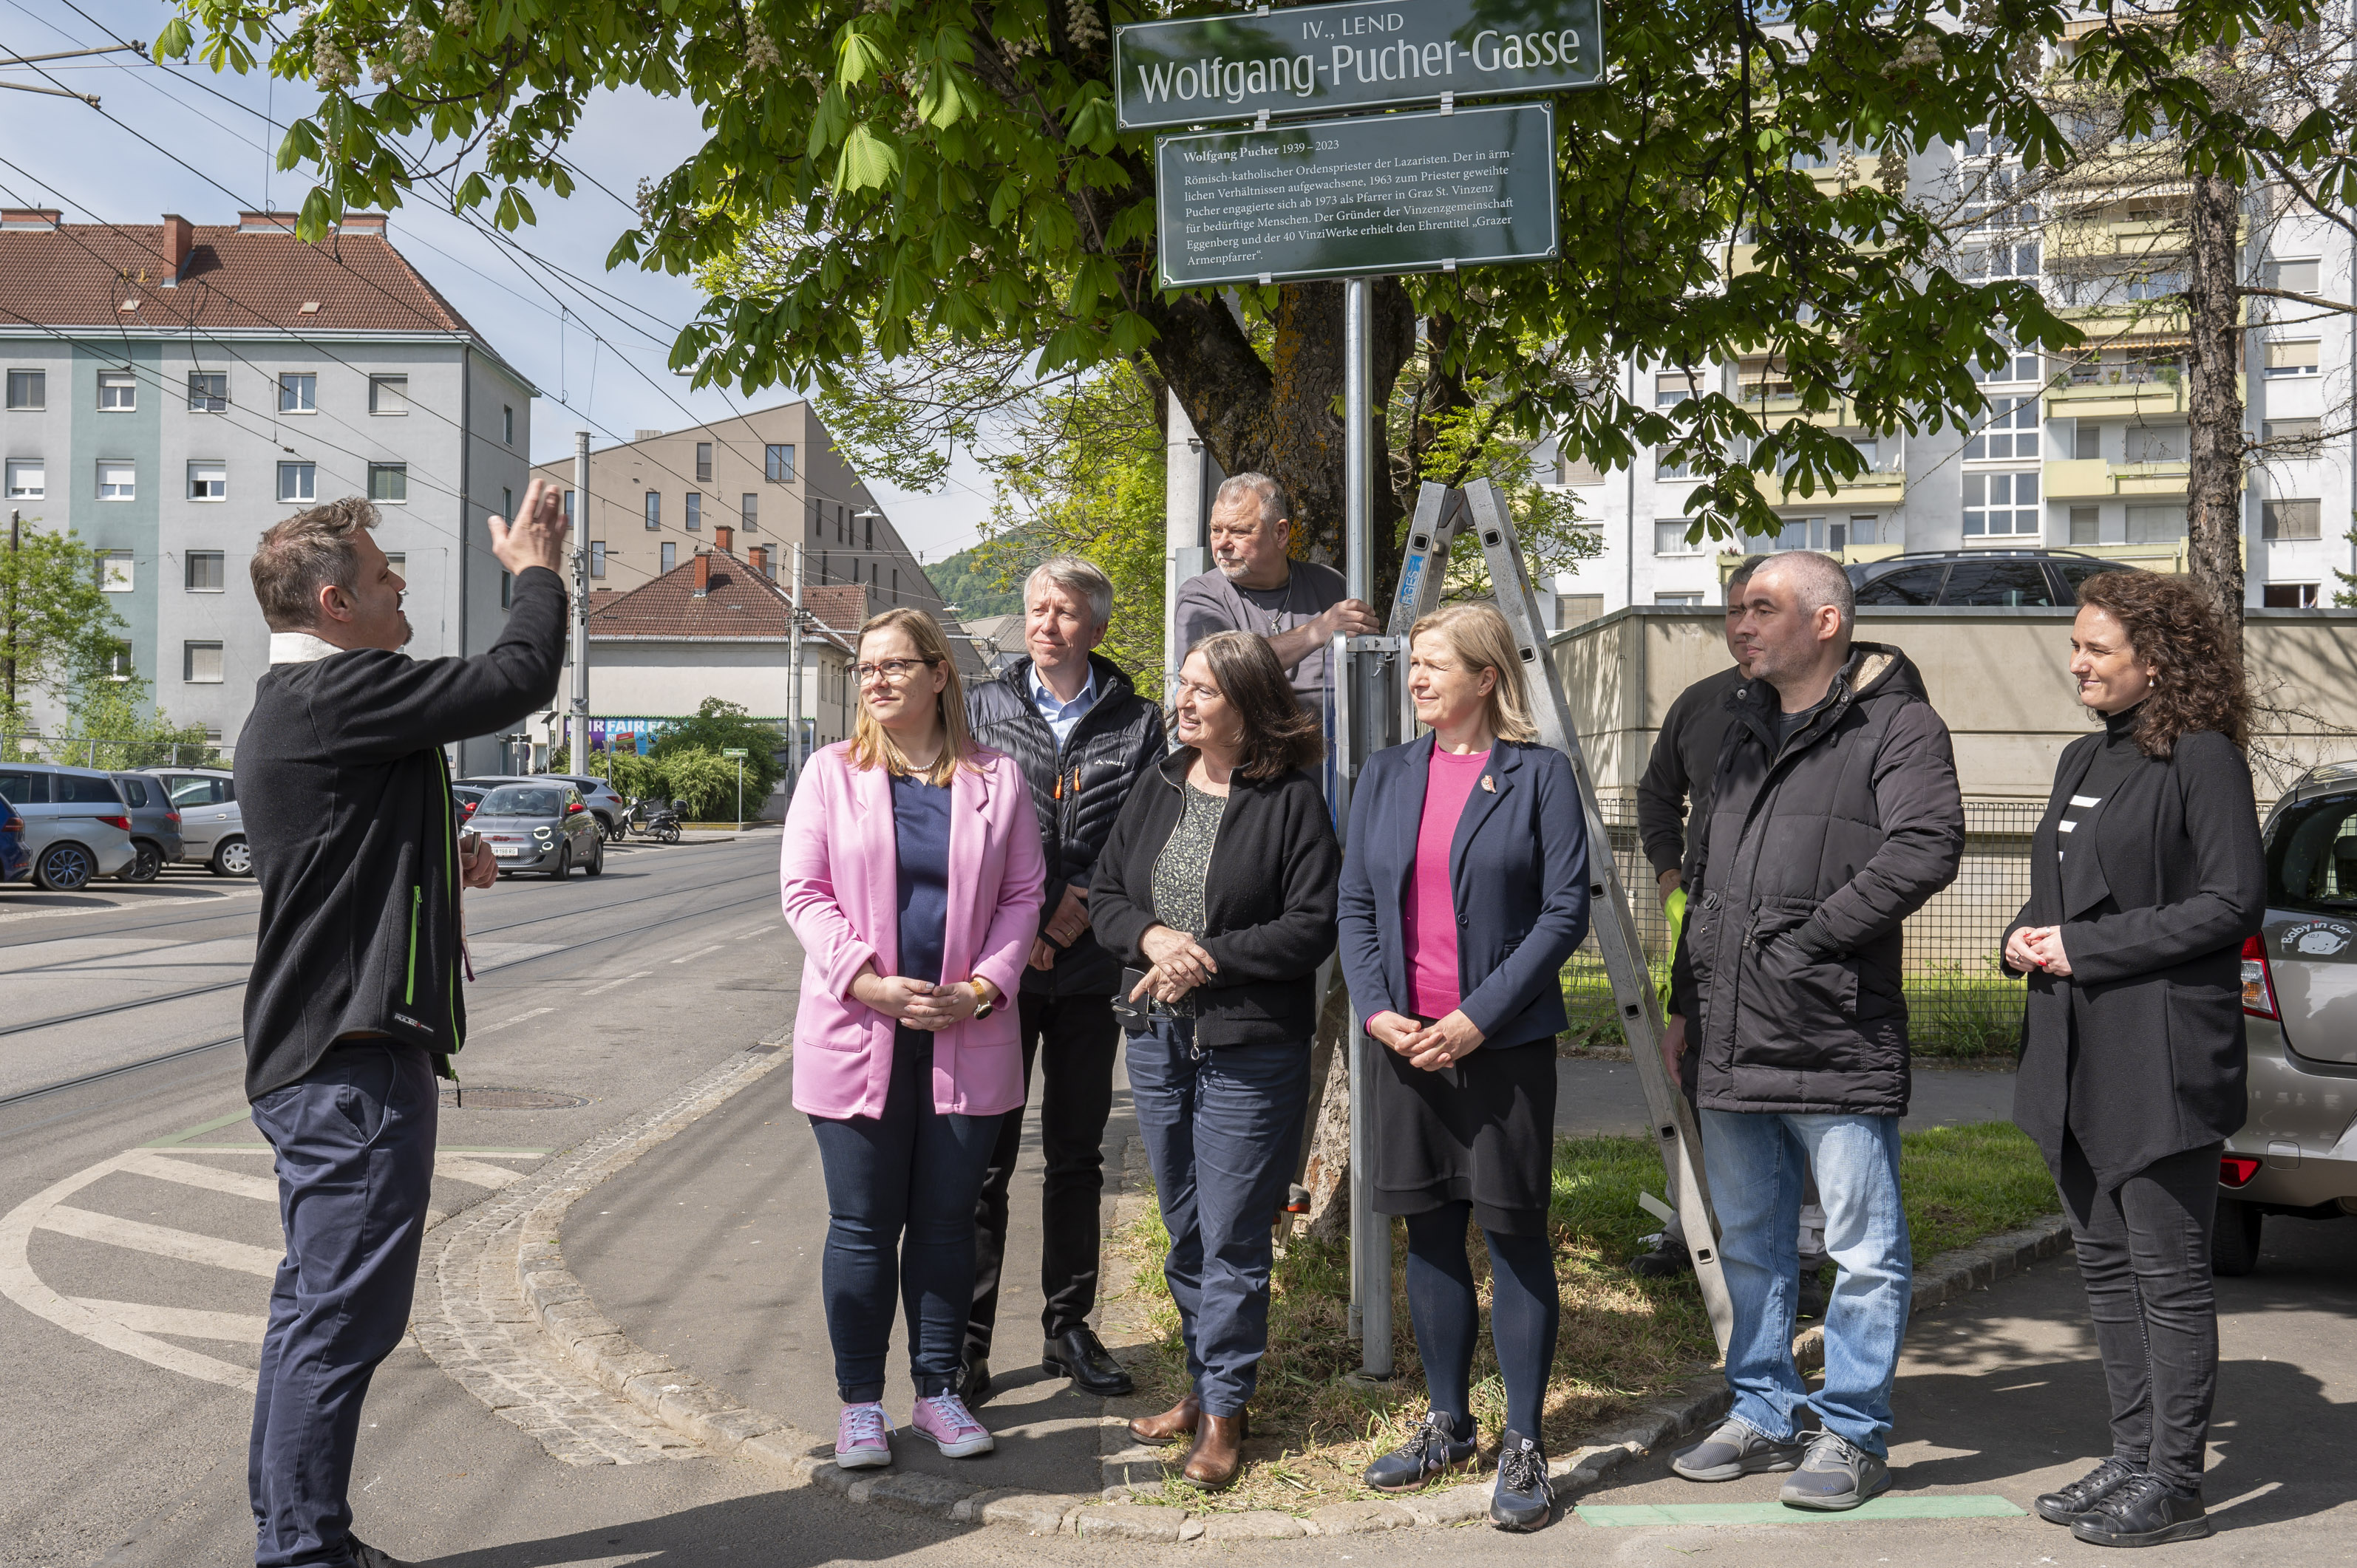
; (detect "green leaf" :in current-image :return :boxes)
[296,186,335,244]
[834,123,900,193]
[838,30,889,86]
[152,17,192,61]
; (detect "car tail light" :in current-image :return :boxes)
[2242,935,2279,1019]
[2220,1154,2262,1187]
[566,801,585,814]
[165,811,180,826]
[98,814,130,831]
[0,817,18,836]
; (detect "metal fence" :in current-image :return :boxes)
[1562,797,2043,1059]
[3,735,231,770]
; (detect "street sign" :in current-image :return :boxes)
[1155,102,1558,289]
[1115,0,1601,132]
[721,748,748,757]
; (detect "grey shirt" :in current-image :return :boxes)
[1173,559,1348,712]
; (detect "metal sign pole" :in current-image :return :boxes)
[571,432,592,774]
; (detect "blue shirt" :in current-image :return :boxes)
[1030,663,1100,751]
[890,771,952,1059]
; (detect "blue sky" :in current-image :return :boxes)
[0,0,995,562]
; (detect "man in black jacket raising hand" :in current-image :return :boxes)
[237,482,569,1568]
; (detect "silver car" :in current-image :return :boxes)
[460,773,627,839]
[0,762,137,890]
[140,768,250,876]
[2224,761,2357,1271]
[472,781,605,879]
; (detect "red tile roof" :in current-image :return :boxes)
[588,550,866,651]
[0,215,482,338]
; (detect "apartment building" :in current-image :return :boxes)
[0,208,536,772]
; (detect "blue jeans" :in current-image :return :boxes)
[1126,1019,1310,1417]
[808,1032,1002,1402]
[1698,1109,1912,1456]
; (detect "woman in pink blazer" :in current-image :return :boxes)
[780,607,1045,1473]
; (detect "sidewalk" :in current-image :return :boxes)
[1554,1057,2017,1136]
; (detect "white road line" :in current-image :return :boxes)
[69,1298,268,1344]
[121,1151,279,1203]
[667,944,725,964]
[433,1155,527,1190]
[37,1205,282,1278]
[733,923,780,941]
[469,1005,554,1037]
[582,969,652,997]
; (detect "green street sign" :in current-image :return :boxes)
[1115,0,1601,132]
[721,748,749,757]
[1156,103,1558,289]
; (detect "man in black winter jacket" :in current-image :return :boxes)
[1668,551,1962,1514]
[961,556,1165,1403]
[238,485,569,1568]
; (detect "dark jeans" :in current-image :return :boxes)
[248,1041,438,1568]
[1403,1202,1560,1440]
[1126,1018,1310,1417]
[2058,1135,2222,1493]
[809,1033,1002,1402]
[967,991,1120,1360]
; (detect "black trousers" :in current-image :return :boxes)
[2058,1134,2223,1493]
[965,990,1120,1359]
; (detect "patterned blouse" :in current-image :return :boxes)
[1149,782,1228,1015]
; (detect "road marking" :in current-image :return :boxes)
[582,969,652,996]
[433,1156,528,1190]
[668,944,725,964]
[470,1005,554,1037]
[37,1205,282,1278]
[733,923,780,941]
[69,1298,268,1344]
[144,1108,254,1148]
[1577,1496,2027,1527]
[121,1151,279,1203]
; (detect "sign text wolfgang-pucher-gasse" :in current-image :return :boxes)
[1154,103,1560,290]
[1114,0,1601,132]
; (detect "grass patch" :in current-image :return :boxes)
[1561,955,2028,1060]
[1108,1120,2057,1513]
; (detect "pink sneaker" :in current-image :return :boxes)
[834,1401,891,1469]
[911,1390,995,1458]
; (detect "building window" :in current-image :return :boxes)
[278,372,316,412]
[2126,503,2188,543]
[277,462,316,503]
[863,515,875,550]
[1848,514,1883,546]
[1653,519,1700,555]
[183,641,224,683]
[590,541,607,579]
[763,553,777,579]
[661,541,677,573]
[645,491,664,530]
[2069,505,2101,545]
[2072,421,2101,461]
[695,442,713,483]
[2265,258,2322,295]
[1962,470,2039,537]
[368,463,408,502]
[1656,592,1704,606]
[500,571,513,609]
[1973,338,2042,385]
[5,369,42,409]
[104,641,132,679]
[1655,448,1693,480]
[98,369,136,411]
[765,443,795,483]
[2264,582,2320,607]
[370,375,407,415]
[187,371,228,412]
[685,492,701,531]
[503,486,514,519]
[187,461,226,500]
[741,493,758,531]
[2124,425,2186,464]
[562,490,574,524]
[4,459,43,500]
[2265,340,2322,378]
[384,553,404,577]
[2263,499,2322,540]
[1964,396,2039,460]
[98,550,133,590]
[98,461,135,500]
[501,404,514,445]
[1655,369,1699,408]
[2266,418,2322,453]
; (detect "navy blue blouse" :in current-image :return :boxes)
[891,772,952,1054]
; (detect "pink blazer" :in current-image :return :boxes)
[780,741,1046,1120]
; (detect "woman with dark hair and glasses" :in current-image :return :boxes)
[2003,570,2263,1548]
[780,608,1045,1473]
[1089,630,1340,1491]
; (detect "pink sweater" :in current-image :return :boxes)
[1403,748,1490,1020]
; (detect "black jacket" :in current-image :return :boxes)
[1637,664,1749,882]
[1089,749,1341,1046]
[236,567,568,1100]
[966,653,1166,997]
[1690,642,1965,1114]
[1336,736,1589,1047]
[2004,722,2263,1191]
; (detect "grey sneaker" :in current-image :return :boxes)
[1780,1431,1891,1511]
[1670,1418,1809,1481]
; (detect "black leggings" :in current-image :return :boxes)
[2058,1136,2222,1493]
[1402,1202,1560,1441]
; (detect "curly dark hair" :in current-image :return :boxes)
[1186,630,1326,781]
[2075,570,2251,757]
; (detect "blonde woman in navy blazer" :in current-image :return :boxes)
[1336,602,1590,1531]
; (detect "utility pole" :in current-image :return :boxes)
[0,41,144,106]
[571,432,591,771]
[4,510,19,715]
[787,542,805,794]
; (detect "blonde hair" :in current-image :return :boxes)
[849,608,983,785]
[1409,602,1537,744]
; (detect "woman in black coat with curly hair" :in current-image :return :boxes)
[2001,570,2264,1550]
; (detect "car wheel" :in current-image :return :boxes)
[120,841,163,883]
[585,838,605,876]
[550,843,571,880]
[35,842,97,891]
[2212,1199,2263,1276]
[211,837,254,877]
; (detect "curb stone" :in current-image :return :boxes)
[506,1034,2074,1536]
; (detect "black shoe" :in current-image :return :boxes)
[954,1355,993,1407]
[1043,1326,1135,1397]
[2036,1458,2143,1525]
[1796,1274,1830,1321]
[349,1540,412,1568]
[1628,1232,1693,1278]
[1490,1430,1555,1532]
[1363,1409,1477,1492]
[2071,1473,2211,1547]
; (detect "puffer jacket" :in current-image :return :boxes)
[967,653,1166,996]
[1689,641,1964,1115]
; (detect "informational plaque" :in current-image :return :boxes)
[1115,0,1601,132]
[1155,103,1559,289]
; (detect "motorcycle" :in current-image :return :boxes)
[623,797,683,845]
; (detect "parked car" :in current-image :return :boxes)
[2224,760,2357,1272]
[109,771,184,882]
[138,767,249,876]
[0,762,137,890]
[452,784,487,822]
[458,773,627,838]
[471,780,605,879]
[0,796,28,885]
[1846,549,2142,607]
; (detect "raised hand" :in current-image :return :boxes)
[488,475,571,579]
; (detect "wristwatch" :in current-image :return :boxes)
[967,981,994,1020]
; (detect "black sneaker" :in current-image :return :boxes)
[1363,1409,1477,1493]
[1671,1417,1809,1481]
[1490,1430,1554,1532]
[2071,1473,2212,1547]
[2036,1458,2143,1525]
[1628,1232,1693,1278]
[349,1541,412,1568]
[1779,1430,1891,1511]
[1796,1272,1831,1321]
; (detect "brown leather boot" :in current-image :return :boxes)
[1128,1393,1200,1447]
[1182,1411,1250,1491]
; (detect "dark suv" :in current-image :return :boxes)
[1847,550,2142,607]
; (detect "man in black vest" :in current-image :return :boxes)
[238,485,568,1568]
[962,556,1166,1402]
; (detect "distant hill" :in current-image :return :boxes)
[929,545,1027,621]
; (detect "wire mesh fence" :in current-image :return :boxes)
[1,735,231,771]
[1562,797,2042,1060]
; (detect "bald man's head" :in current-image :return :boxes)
[1731,550,1856,704]
[1754,550,1855,640]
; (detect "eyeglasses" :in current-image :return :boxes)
[855,656,938,686]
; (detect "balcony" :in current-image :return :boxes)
[2044,457,2193,499]
[2047,375,2191,420]
[1733,464,1908,507]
